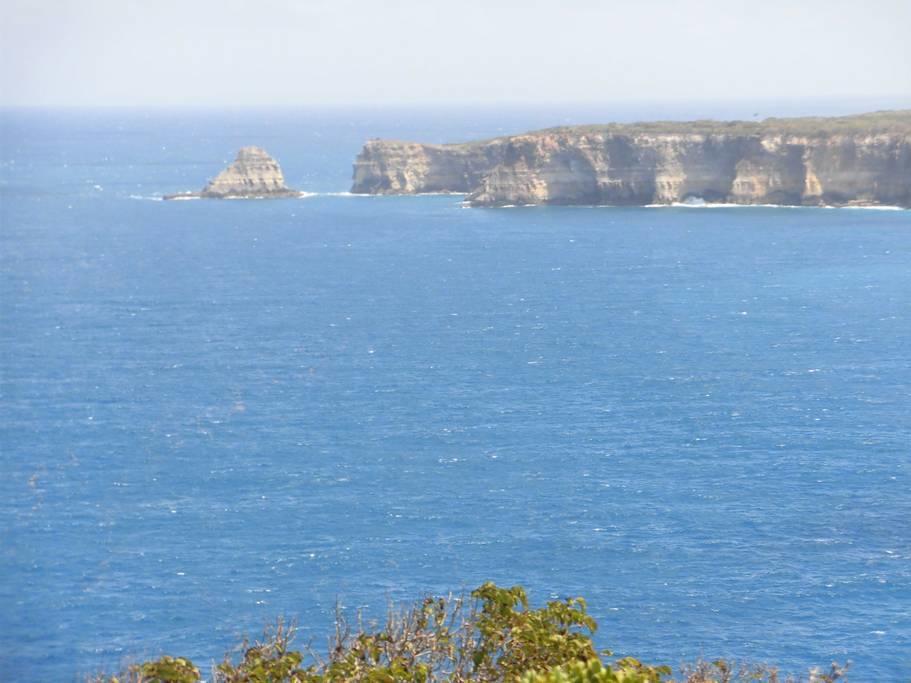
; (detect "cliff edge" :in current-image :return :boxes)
[351,111,911,208]
[165,147,300,199]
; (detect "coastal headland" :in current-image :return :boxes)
[351,110,911,208]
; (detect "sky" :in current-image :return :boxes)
[1,0,909,107]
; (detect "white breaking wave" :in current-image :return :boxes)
[645,202,791,209]
[841,205,906,211]
[130,192,907,210]
[645,202,908,211]
[129,191,361,201]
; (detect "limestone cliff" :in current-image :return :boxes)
[166,147,300,199]
[350,111,911,208]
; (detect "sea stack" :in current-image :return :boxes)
[165,147,300,199]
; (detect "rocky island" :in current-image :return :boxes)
[165,146,302,199]
[351,110,911,208]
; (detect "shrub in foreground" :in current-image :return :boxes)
[91,582,847,683]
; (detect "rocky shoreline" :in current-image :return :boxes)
[165,146,302,200]
[350,110,911,208]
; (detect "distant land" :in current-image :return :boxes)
[164,146,303,200]
[351,110,911,208]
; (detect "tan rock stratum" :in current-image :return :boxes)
[166,147,300,199]
[350,111,911,208]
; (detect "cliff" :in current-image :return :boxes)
[165,147,300,199]
[351,111,911,208]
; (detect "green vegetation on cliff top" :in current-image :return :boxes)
[369,110,911,148]
[540,109,911,137]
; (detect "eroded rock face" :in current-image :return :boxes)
[351,140,498,194]
[201,147,295,198]
[165,147,299,199]
[350,111,911,207]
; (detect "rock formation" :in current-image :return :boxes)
[165,147,300,199]
[351,111,911,208]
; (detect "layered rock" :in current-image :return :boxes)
[352,140,502,194]
[350,111,911,208]
[166,147,300,199]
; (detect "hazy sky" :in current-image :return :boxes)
[2,0,909,107]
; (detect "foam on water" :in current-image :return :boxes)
[645,201,908,211]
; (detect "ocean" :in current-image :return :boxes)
[1,107,909,681]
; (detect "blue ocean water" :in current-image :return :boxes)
[1,108,910,681]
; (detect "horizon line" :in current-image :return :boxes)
[2,94,911,111]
